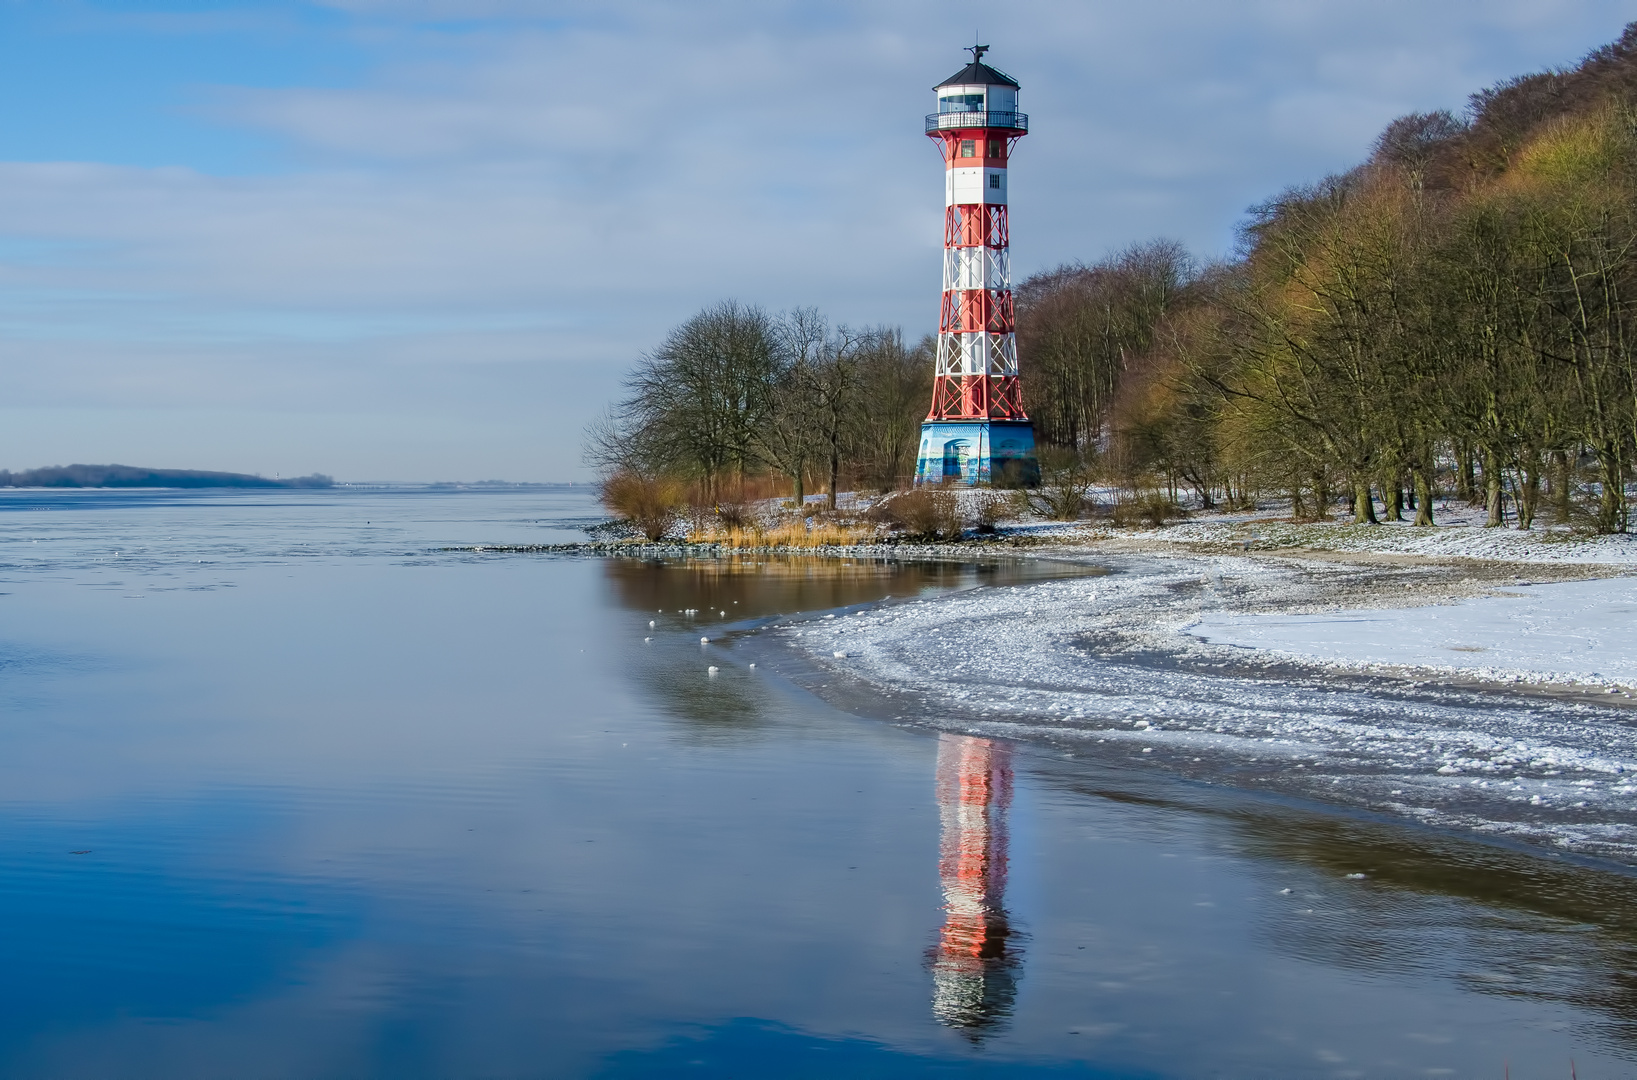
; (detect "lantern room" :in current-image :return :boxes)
[926,47,1025,133]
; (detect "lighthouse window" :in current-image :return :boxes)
[960,140,975,158]
[939,93,984,114]
[989,174,1002,189]
[987,142,1002,159]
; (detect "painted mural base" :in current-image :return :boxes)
[914,420,1039,487]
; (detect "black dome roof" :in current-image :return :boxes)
[934,59,1019,90]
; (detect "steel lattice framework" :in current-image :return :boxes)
[926,122,1028,422]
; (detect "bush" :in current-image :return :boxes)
[973,494,1002,534]
[601,471,686,541]
[973,491,1023,534]
[875,488,964,540]
[1025,447,1097,520]
[1111,493,1182,528]
[1027,483,1089,520]
[713,500,755,530]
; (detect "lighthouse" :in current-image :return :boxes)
[914,46,1039,487]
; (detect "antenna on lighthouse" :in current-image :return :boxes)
[966,42,989,64]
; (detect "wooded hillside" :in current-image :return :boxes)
[1024,21,1637,530]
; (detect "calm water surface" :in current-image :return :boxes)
[0,488,1633,1078]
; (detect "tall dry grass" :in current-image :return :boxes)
[687,520,880,548]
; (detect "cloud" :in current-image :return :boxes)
[0,0,1630,478]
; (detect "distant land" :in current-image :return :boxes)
[0,465,334,489]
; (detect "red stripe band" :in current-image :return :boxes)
[944,205,1008,249]
[939,291,1016,334]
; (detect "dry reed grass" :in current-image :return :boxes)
[686,520,880,548]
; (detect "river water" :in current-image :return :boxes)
[0,487,1633,1077]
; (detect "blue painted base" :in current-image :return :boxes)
[914,420,1038,486]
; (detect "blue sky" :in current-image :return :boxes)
[0,1,1631,481]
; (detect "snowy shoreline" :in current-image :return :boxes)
[770,545,1637,864]
[1004,494,1637,566]
[1187,576,1637,694]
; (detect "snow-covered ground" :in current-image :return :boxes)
[1009,497,1637,566]
[1188,576,1637,690]
[772,554,1637,863]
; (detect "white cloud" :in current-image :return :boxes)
[0,0,1630,479]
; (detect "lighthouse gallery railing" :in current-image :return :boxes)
[925,110,1028,133]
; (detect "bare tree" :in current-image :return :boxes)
[600,300,781,500]
[850,330,931,489]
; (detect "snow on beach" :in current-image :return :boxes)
[776,553,1637,862]
[1012,497,1637,566]
[1188,576,1637,691]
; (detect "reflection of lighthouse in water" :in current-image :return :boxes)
[929,733,1020,1036]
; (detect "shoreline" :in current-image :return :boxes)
[749,544,1637,865]
[439,538,1042,559]
[462,522,1637,862]
[474,525,1637,697]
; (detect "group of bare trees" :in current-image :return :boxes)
[585,302,929,509]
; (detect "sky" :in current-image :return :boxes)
[0,1,1631,482]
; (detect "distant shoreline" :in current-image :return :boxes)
[0,468,593,490]
[0,464,332,489]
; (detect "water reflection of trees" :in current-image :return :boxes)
[602,555,1093,740]
[1037,758,1637,1050]
[1233,814,1637,1046]
[929,734,1021,1039]
[599,554,1096,624]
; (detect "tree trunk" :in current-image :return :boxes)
[1313,472,1331,521]
[1352,479,1378,525]
[1553,450,1572,524]
[1595,442,1626,534]
[1290,481,1306,521]
[1384,480,1404,522]
[1413,467,1435,527]
[1484,448,1504,528]
[791,469,805,507]
[1516,452,1540,531]
[1456,443,1476,505]
[827,446,840,511]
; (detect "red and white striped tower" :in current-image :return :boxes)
[914,46,1038,486]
